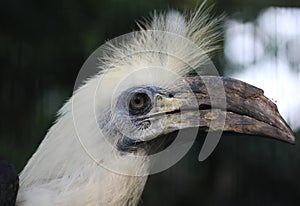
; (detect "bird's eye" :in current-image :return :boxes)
[129,92,152,115]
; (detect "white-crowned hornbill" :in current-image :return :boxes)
[0,5,295,206]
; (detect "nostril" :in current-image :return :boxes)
[156,95,163,101]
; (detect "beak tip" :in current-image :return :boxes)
[283,131,296,144]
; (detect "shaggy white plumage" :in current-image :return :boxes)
[16,4,221,206]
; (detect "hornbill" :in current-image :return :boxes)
[1,5,295,206]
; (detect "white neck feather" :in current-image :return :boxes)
[17,99,148,205]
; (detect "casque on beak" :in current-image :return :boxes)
[152,76,295,144]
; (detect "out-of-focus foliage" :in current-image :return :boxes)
[0,0,299,205]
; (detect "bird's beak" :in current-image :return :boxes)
[152,76,295,144]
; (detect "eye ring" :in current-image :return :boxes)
[129,92,152,115]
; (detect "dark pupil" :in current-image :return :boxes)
[129,93,151,115]
[134,97,141,105]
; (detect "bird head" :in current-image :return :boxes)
[67,26,295,178]
[72,11,295,163]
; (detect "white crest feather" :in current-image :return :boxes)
[98,4,222,77]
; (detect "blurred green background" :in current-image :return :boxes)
[1,0,300,205]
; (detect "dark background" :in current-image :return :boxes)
[1,0,299,205]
